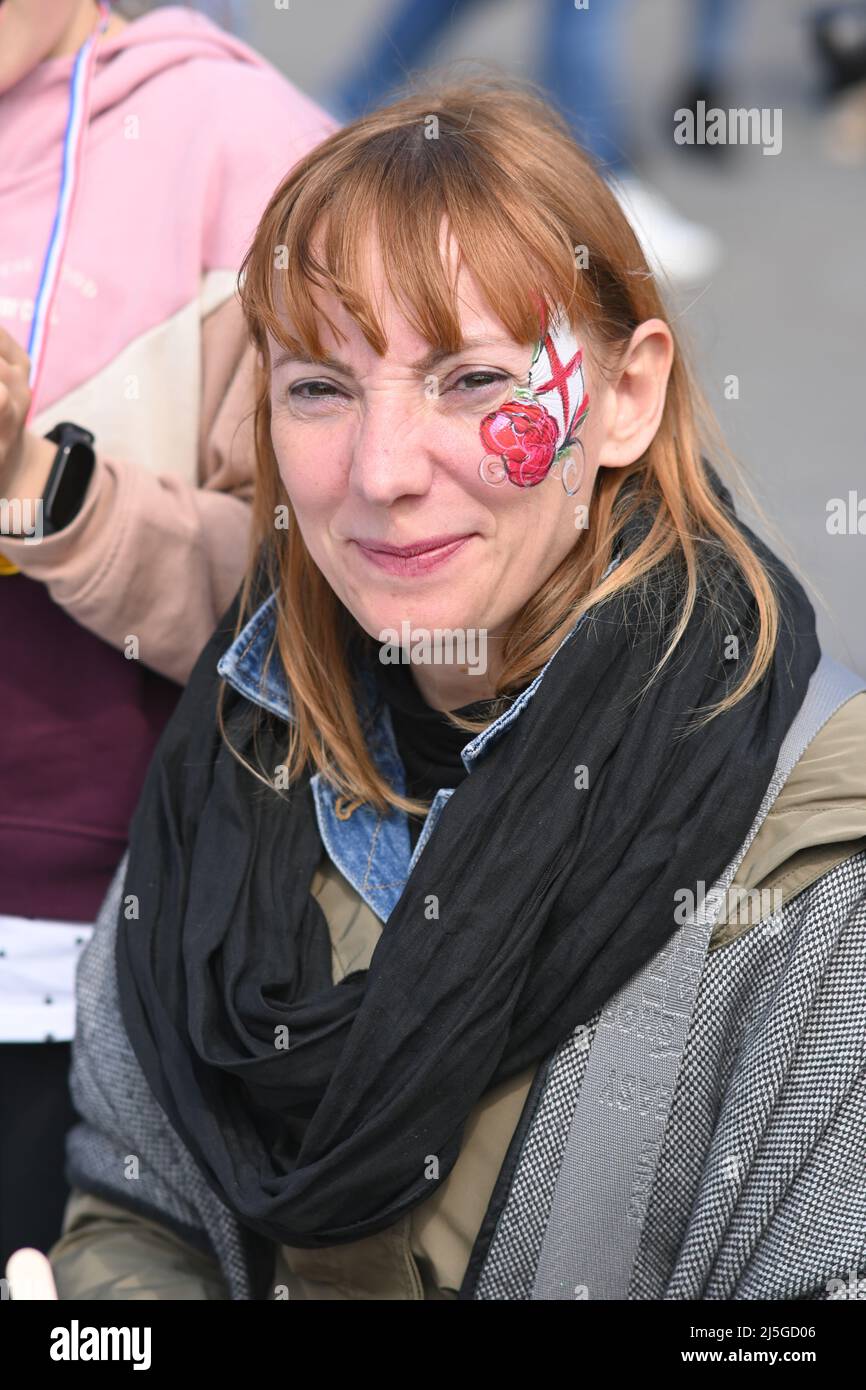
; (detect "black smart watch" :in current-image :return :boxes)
[42,422,96,536]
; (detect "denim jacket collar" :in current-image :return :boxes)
[217,558,620,922]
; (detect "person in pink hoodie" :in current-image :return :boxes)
[0,0,335,1265]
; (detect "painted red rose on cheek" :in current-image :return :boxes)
[480,400,560,487]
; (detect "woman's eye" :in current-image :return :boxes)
[451,371,509,393]
[289,380,346,400]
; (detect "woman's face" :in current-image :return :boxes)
[269,243,607,694]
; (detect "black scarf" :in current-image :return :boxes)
[375,659,500,846]
[116,467,820,1252]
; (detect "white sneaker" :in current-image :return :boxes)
[608,173,723,287]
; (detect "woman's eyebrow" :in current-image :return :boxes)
[271,348,349,373]
[271,337,514,378]
[410,337,512,373]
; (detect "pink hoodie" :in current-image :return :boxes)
[0,7,336,921]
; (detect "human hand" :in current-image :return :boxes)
[5,1246,59,1300]
[0,328,57,524]
[0,325,33,492]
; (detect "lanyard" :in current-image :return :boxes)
[0,2,110,578]
[27,0,112,413]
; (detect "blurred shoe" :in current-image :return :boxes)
[667,79,734,161]
[811,2,866,93]
[608,173,723,287]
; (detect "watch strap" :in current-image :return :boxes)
[41,421,96,535]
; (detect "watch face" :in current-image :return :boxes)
[46,441,95,530]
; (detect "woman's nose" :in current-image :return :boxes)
[348,393,435,505]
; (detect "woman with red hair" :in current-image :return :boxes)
[45,75,866,1301]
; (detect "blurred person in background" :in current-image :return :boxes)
[0,0,334,1268]
[668,0,746,160]
[810,1,866,161]
[329,0,748,285]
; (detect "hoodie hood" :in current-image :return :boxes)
[0,0,334,410]
[0,6,277,192]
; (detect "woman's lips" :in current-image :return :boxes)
[352,534,475,577]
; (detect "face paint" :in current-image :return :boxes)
[479,306,590,492]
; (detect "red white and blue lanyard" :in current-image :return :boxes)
[0,2,110,575]
[26,0,111,419]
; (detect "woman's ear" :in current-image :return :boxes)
[596,319,674,469]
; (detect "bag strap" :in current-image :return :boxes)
[531,655,866,1300]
